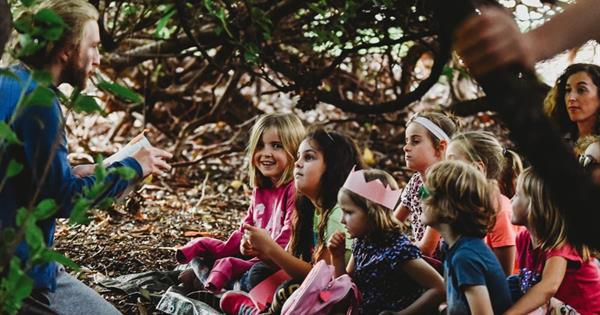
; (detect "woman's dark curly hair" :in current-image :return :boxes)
[552,63,600,139]
[288,129,364,262]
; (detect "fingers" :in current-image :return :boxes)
[454,7,530,77]
[243,224,257,232]
[150,146,173,160]
[328,231,345,249]
[135,146,173,177]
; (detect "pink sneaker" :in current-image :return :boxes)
[220,291,261,315]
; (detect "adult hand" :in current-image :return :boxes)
[132,146,173,177]
[72,164,96,177]
[454,7,537,77]
[327,231,346,259]
[243,224,276,257]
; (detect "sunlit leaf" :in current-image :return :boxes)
[40,250,80,271]
[2,257,34,314]
[96,81,143,104]
[155,5,176,39]
[69,198,91,225]
[33,199,57,220]
[24,222,45,251]
[15,207,28,227]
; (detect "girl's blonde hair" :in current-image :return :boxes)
[450,131,505,180]
[499,149,523,198]
[407,111,459,150]
[247,113,305,188]
[423,160,497,238]
[518,167,592,261]
[338,169,402,236]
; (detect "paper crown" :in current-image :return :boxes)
[342,167,402,210]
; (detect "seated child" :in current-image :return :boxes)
[329,168,445,315]
[422,160,512,314]
[176,113,304,292]
[506,167,600,315]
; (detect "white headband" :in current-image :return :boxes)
[412,116,450,142]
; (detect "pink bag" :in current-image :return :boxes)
[281,260,361,315]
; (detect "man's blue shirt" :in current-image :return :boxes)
[0,64,143,291]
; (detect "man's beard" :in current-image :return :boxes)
[62,53,89,90]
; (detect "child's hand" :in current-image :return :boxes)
[327,231,346,258]
[243,224,275,256]
[240,233,258,257]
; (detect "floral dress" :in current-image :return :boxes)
[400,172,426,242]
[352,230,425,315]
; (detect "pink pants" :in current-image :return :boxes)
[177,230,259,291]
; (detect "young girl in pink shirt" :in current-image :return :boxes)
[445,131,522,275]
[176,113,305,293]
[507,167,600,315]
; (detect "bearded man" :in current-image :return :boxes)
[0,1,171,314]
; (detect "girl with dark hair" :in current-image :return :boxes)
[220,129,363,315]
[550,63,600,145]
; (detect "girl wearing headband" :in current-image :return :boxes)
[394,111,458,258]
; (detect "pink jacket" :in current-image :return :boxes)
[177,180,295,291]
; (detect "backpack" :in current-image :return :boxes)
[281,260,361,315]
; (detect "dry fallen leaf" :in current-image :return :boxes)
[183,231,214,238]
[230,180,243,190]
[363,147,376,166]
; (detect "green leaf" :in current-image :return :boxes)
[96,197,114,209]
[5,160,24,179]
[41,25,64,41]
[32,70,52,86]
[114,166,137,181]
[96,81,143,104]
[24,221,45,251]
[16,33,43,58]
[441,66,454,83]
[13,15,33,34]
[94,161,107,181]
[155,5,176,39]
[0,121,22,145]
[15,207,28,227]
[69,198,91,225]
[34,199,57,220]
[22,86,56,107]
[33,8,66,27]
[3,257,34,314]
[0,69,22,84]
[41,250,80,271]
[20,0,36,6]
[73,94,104,115]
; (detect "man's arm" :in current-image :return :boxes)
[16,97,142,218]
